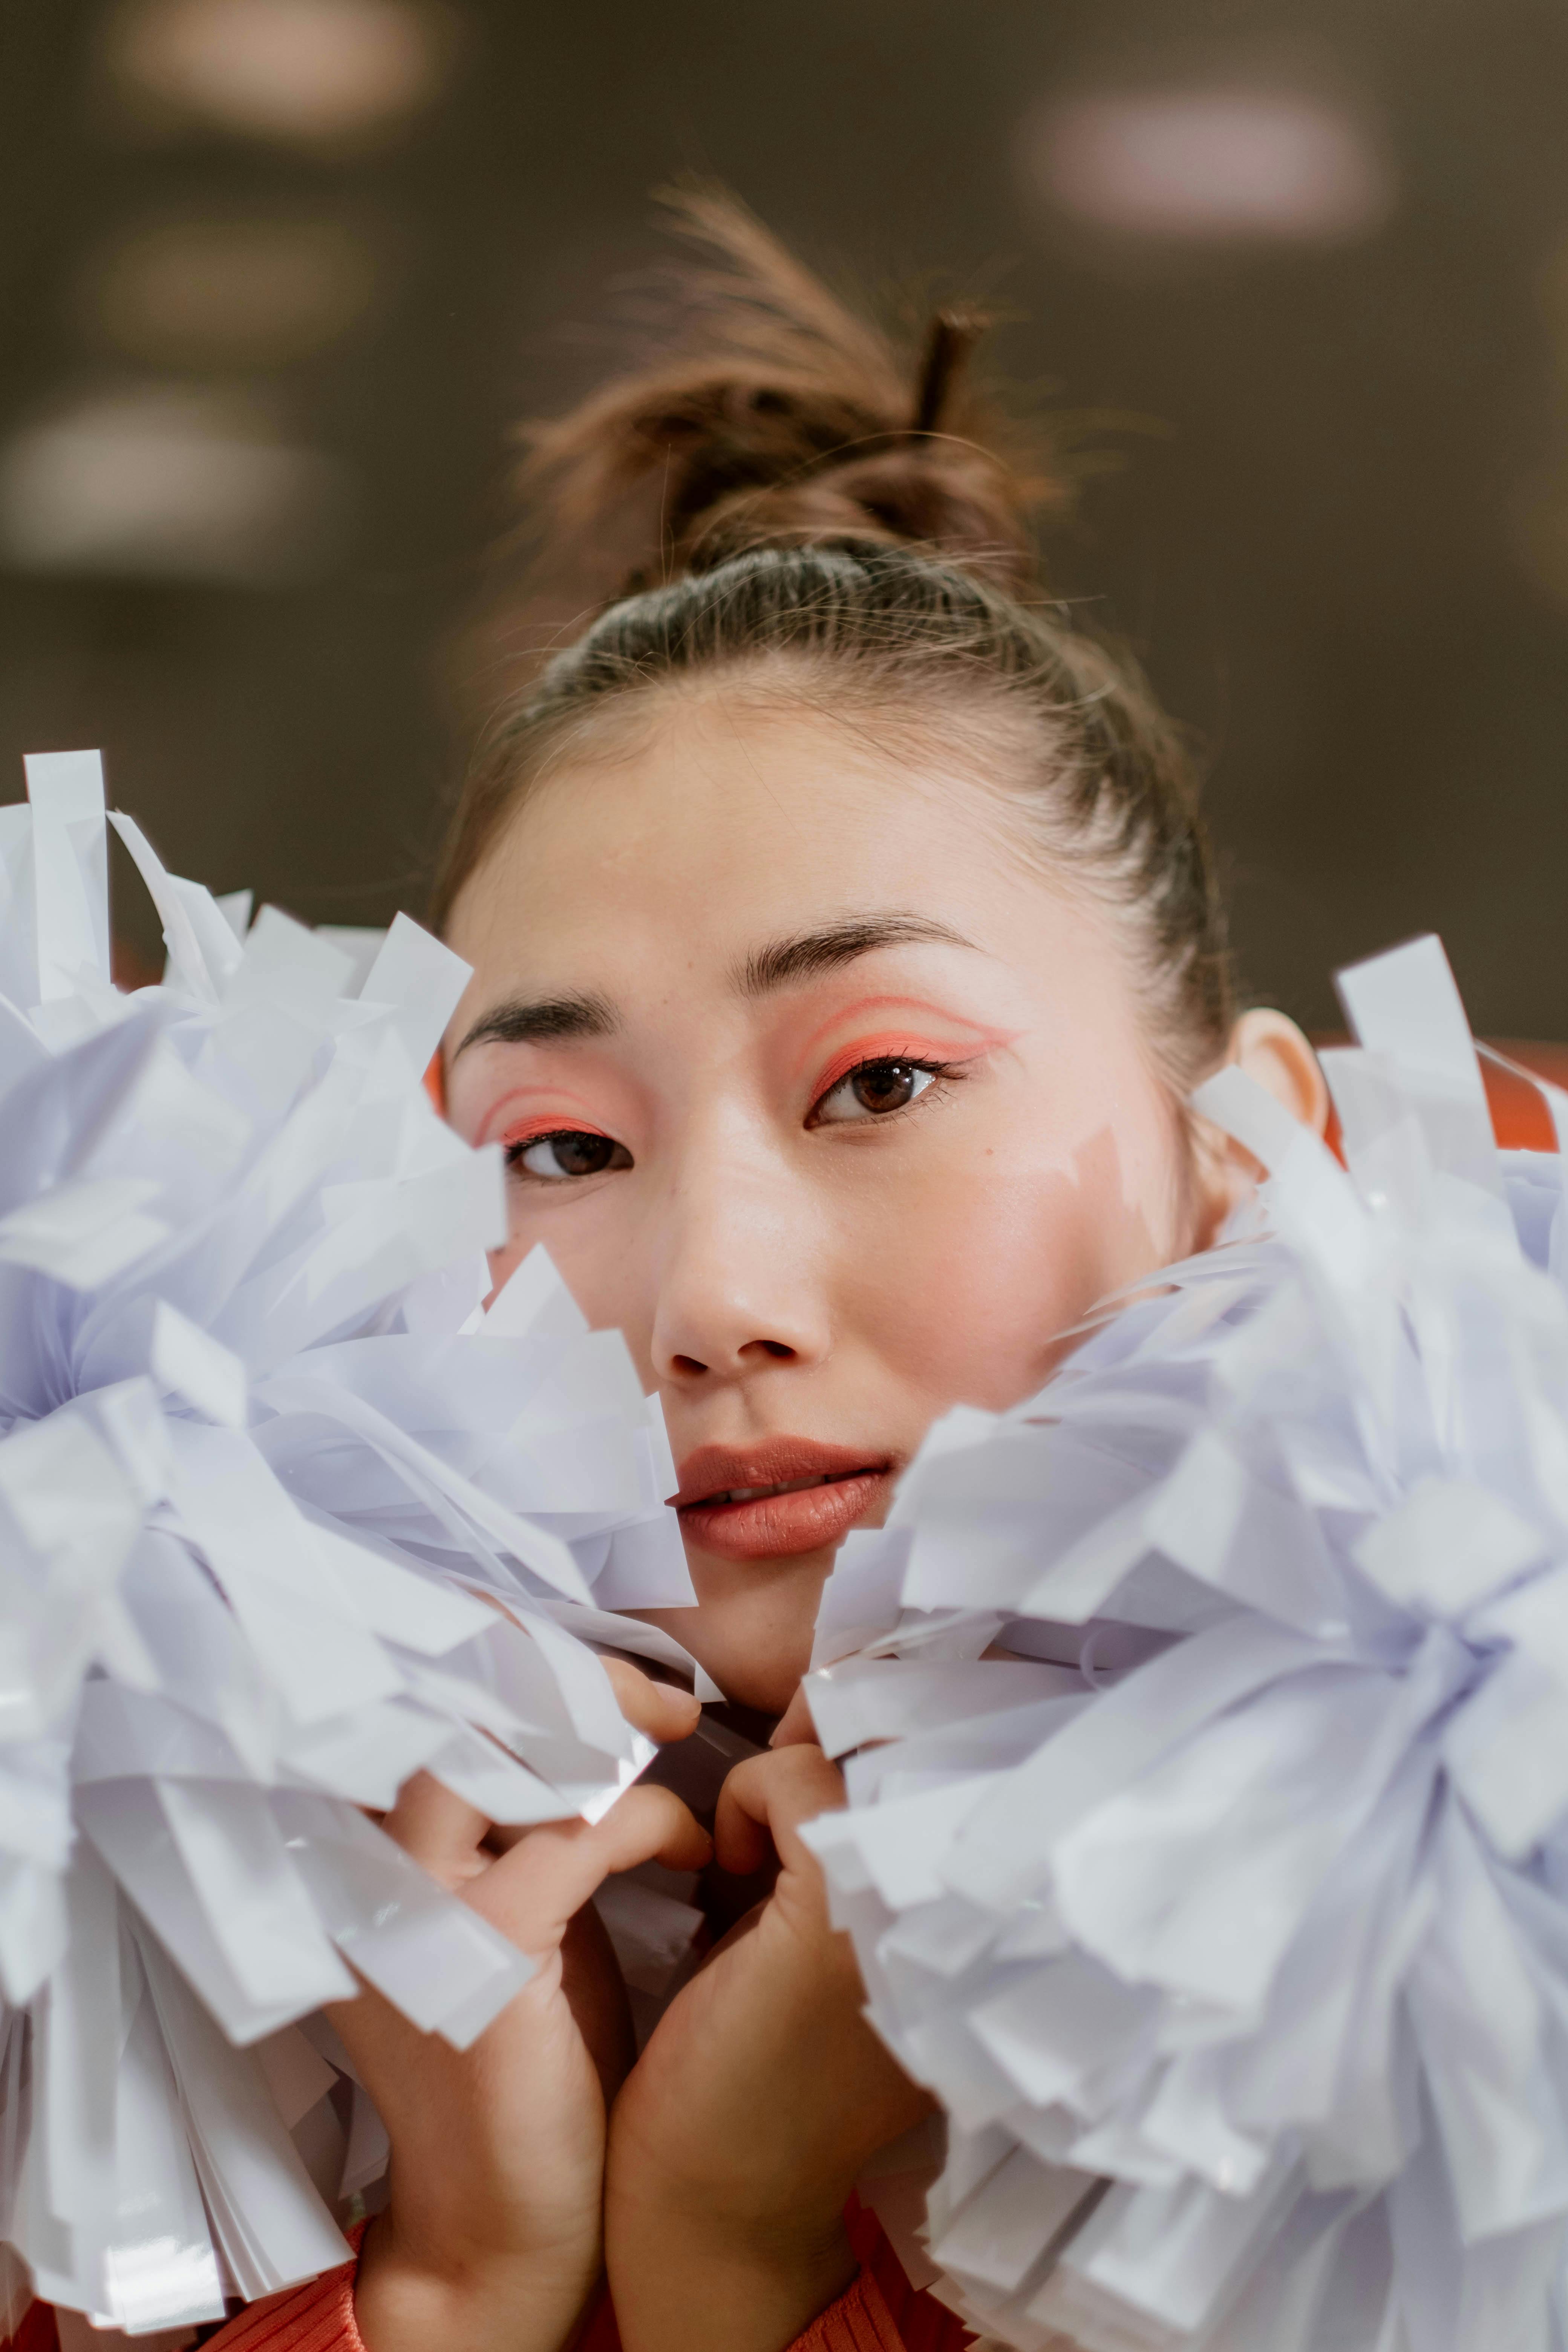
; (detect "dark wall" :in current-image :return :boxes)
[5,0,1568,1034]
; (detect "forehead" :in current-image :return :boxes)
[449,690,1051,983]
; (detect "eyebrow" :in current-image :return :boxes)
[452,989,618,1059]
[735,914,975,997]
[452,914,975,1059]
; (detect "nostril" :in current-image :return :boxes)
[755,1340,796,1360]
[671,1353,708,1376]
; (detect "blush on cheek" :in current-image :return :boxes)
[850,1148,1163,1415]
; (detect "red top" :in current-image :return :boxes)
[5,2204,969,2352]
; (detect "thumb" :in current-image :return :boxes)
[714,1745,845,1880]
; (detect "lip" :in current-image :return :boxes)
[673,1438,895,1563]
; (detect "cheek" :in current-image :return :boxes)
[486,1202,660,1384]
[485,1231,532,1299]
[833,1109,1184,1413]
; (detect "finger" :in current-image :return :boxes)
[769,1681,817,1749]
[470,1781,711,1954]
[484,1779,710,1875]
[560,1902,637,2101]
[472,1597,700,1744]
[380,1770,491,1886]
[602,1654,702,1744]
[714,1744,846,1878]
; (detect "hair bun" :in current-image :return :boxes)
[512,188,1073,614]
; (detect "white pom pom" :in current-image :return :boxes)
[0,753,697,2329]
[806,936,1568,2352]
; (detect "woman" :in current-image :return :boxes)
[23,196,1328,2352]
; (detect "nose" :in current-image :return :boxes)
[649,1141,832,1386]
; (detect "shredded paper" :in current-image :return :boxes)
[0,751,700,2334]
[806,935,1568,2352]
[8,740,1557,2348]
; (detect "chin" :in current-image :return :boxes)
[714,1650,813,1717]
[630,1539,837,1718]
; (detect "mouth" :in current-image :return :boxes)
[673,1439,895,1562]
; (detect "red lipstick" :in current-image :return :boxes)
[673,1438,894,1562]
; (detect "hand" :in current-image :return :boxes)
[331,1660,711,2352]
[604,1743,932,2352]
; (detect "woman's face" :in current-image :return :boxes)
[444,691,1217,1711]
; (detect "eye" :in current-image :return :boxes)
[812,1058,943,1126]
[507,1130,633,1182]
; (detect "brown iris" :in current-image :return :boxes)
[848,1061,923,1114]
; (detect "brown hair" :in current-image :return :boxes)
[434,190,1231,1089]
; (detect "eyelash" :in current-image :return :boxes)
[805,1055,963,1128]
[502,1126,621,1184]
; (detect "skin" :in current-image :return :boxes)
[355,684,1327,2352]
[336,1664,711,2352]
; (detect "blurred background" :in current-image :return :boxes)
[3,0,1567,1032]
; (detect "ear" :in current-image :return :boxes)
[1230,1008,1330,1135]
[1190,1008,1329,1242]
